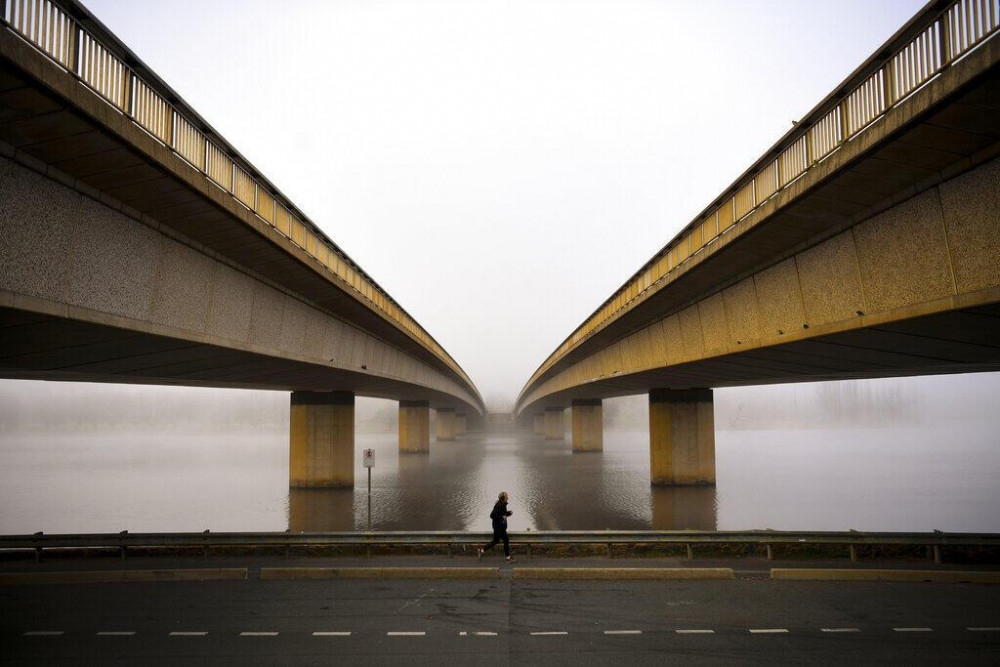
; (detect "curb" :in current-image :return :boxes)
[0,568,248,585]
[259,567,501,580]
[771,569,1000,583]
[512,568,734,580]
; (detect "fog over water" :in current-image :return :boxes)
[1,374,997,534]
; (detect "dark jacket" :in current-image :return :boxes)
[490,500,512,530]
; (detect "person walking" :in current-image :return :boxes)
[479,491,515,562]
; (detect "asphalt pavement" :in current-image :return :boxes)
[1,555,998,665]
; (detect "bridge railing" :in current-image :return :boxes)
[520,0,999,404]
[2,530,996,563]
[0,0,479,401]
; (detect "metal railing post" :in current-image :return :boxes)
[938,10,953,68]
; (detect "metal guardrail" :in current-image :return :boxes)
[0,0,481,404]
[3,530,997,563]
[518,0,1000,410]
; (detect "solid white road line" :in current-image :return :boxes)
[169,632,208,636]
[530,631,569,636]
[240,632,279,636]
[675,629,715,634]
[821,628,861,633]
[96,632,135,636]
[387,632,425,636]
[604,630,642,635]
[893,628,933,632]
[968,627,1000,632]
[749,629,788,634]
[24,631,64,636]
[313,631,351,636]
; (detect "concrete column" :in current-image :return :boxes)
[436,408,456,441]
[649,388,715,485]
[544,407,565,441]
[399,400,430,453]
[571,399,603,452]
[532,414,544,436]
[289,391,354,488]
[456,413,468,437]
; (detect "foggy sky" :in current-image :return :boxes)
[16,0,942,407]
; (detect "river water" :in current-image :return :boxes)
[2,423,998,535]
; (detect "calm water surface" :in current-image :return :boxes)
[1,425,998,534]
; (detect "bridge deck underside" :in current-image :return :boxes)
[0,31,467,392]
[527,302,1000,409]
[0,306,464,406]
[521,39,1000,412]
[536,47,1000,386]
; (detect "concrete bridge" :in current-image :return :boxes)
[0,0,484,487]
[516,0,1000,484]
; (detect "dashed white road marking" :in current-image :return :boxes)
[893,628,933,632]
[821,628,861,633]
[313,631,351,636]
[749,629,788,634]
[24,631,64,637]
[968,627,1000,632]
[96,631,136,636]
[676,629,715,634]
[169,632,208,636]
[387,631,425,637]
[475,631,498,636]
[240,632,279,636]
[604,630,642,635]
[531,631,569,636]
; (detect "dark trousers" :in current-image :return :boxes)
[484,526,510,557]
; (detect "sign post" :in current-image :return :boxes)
[362,448,374,530]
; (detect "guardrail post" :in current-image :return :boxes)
[34,531,43,563]
[882,61,896,109]
[686,543,693,560]
[202,529,210,559]
[526,544,531,560]
[849,545,857,562]
[938,10,953,68]
[839,99,851,143]
[933,545,942,564]
[606,543,613,559]
[123,69,133,118]
[69,21,80,77]
[765,544,773,561]
[119,530,128,561]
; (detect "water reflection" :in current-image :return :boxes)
[288,488,354,532]
[651,486,718,531]
[286,430,719,532]
[4,423,999,534]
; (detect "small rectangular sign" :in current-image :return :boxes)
[362,448,375,468]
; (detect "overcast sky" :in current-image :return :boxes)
[78,0,931,409]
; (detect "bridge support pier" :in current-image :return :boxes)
[544,407,565,440]
[399,400,431,453]
[571,399,603,452]
[649,389,715,485]
[456,413,468,437]
[436,408,456,441]
[289,391,355,487]
[532,414,544,436]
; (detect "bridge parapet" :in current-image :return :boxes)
[520,0,1000,407]
[1,0,479,405]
